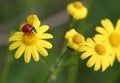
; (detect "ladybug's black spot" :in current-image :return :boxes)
[31,27,37,33]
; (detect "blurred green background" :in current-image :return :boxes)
[0,0,120,83]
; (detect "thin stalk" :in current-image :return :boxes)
[68,16,77,29]
[0,51,13,83]
[66,53,79,83]
[67,0,95,83]
[45,45,70,83]
[40,57,52,72]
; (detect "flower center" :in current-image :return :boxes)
[73,34,83,44]
[23,33,37,45]
[73,1,83,9]
[109,32,120,47]
[95,44,106,55]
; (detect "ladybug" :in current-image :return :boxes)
[22,24,37,33]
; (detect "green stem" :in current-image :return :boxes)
[66,52,79,83]
[0,51,13,83]
[68,16,77,29]
[77,0,95,34]
[45,66,63,83]
[45,45,70,83]
[0,63,10,83]
[54,44,67,67]
[67,0,95,83]
[40,57,52,71]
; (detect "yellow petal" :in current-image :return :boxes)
[105,55,113,66]
[26,15,40,24]
[9,36,23,41]
[15,44,25,59]
[68,43,79,50]
[65,29,78,38]
[80,46,93,52]
[93,36,103,44]
[24,46,32,63]
[31,46,39,62]
[38,25,49,33]
[37,46,48,56]
[86,55,96,68]
[81,51,94,59]
[86,38,95,46]
[67,3,75,15]
[110,52,115,65]
[115,19,120,33]
[101,19,114,34]
[73,7,87,20]
[101,56,109,72]
[115,47,120,62]
[94,55,101,71]
[38,40,52,49]
[94,34,106,42]
[96,27,108,36]
[9,41,22,50]
[14,32,23,35]
[33,20,40,29]
[38,33,53,39]
[66,37,73,44]
[9,32,23,41]
[73,10,81,20]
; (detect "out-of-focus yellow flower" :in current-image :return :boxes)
[8,15,53,63]
[80,37,114,72]
[96,19,120,62]
[65,29,85,51]
[67,1,88,20]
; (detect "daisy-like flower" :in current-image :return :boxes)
[96,19,120,62]
[8,15,53,63]
[65,29,85,52]
[66,1,88,20]
[80,37,114,72]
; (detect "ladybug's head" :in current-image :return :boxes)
[22,24,37,33]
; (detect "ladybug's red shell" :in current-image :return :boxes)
[22,24,36,33]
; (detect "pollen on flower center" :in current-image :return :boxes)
[73,34,83,44]
[109,32,120,47]
[95,44,106,55]
[73,1,83,9]
[23,33,37,45]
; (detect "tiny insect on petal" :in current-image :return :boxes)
[22,24,37,33]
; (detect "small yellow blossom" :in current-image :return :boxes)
[67,1,88,20]
[80,37,114,72]
[65,29,85,51]
[8,15,53,63]
[96,19,120,62]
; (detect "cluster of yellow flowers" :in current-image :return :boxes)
[65,2,120,72]
[8,1,120,72]
[9,1,88,64]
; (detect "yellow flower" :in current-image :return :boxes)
[80,37,114,72]
[8,15,53,63]
[65,29,85,51]
[66,1,88,20]
[96,19,120,62]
